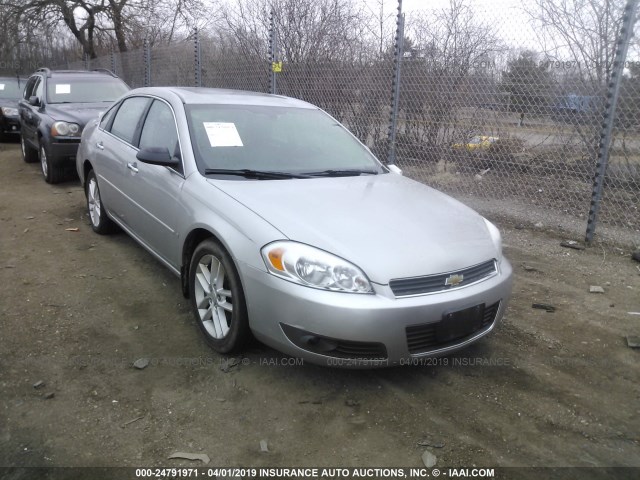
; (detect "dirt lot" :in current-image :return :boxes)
[1,140,639,469]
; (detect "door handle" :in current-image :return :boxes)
[96,141,104,150]
[127,162,139,173]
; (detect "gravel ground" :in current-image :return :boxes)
[1,140,639,469]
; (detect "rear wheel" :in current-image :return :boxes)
[85,169,117,234]
[40,143,64,184]
[21,134,38,163]
[189,239,250,353]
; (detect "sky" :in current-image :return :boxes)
[413,0,536,44]
[370,0,541,49]
[402,0,521,10]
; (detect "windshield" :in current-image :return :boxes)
[47,77,129,104]
[0,78,25,100]
[186,104,383,175]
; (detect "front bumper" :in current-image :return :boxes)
[240,258,513,368]
[0,116,20,134]
[49,139,81,162]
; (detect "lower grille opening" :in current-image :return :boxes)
[281,323,387,360]
[406,301,500,354]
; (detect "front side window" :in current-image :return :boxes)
[47,77,129,104]
[185,104,382,175]
[139,100,179,157]
[23,76,38,100]
[109,97,151,145]
[99,104,118,130]
[33,78,44,100]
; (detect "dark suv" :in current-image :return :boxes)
[19,68,129,183]
[0,76,27,141]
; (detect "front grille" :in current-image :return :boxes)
[389,259,497,297]
[406,301,500,354]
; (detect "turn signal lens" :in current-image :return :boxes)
[268,248,285,271]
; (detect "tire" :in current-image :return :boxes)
[21,134,38,163]
[189,239,250,353]
[40,142,64,184]
[85,170,117,234]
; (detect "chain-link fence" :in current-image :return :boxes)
[46,0,639,246]
[392,0,639,247]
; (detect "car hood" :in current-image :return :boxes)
[209,174,498,283]
[44,103,108,126]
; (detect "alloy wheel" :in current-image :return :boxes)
[193,254,233,339]
[87,177,101,227]
[40,146,48,178]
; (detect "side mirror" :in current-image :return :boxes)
[387,164,403,175]
[136,147,180,166]
[28,96,40,107]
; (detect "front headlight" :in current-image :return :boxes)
[261,241,373,294]
[51,121,81,137]
[483,218,503,260]
[1,107,18,117]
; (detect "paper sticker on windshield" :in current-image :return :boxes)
[203,122,243,147]
[55,84,71,94]
[0,84,5,90]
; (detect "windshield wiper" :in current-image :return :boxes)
[204,168,310,179]
[303,169,379,177]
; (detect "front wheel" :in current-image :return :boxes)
[21,134,38,163]
[40,143,64,184]
[189,239,250,353]
[86,170,117,234]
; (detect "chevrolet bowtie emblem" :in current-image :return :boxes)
[445,274,464,286]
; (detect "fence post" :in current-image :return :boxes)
[110,50,117,75]
[268,9,277,95]
[194,27,202,87]
[387,0,404,165]
[585,0,639,244]
[143,39,151,87]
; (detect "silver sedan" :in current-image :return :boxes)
[76,87,513,368]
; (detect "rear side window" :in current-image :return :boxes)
[109,97,150,145]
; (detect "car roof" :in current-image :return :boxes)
[33,69,121,80]
[129,86,317,109]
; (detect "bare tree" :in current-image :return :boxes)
[0,0,209,60]
[524,0,627,164]
[524,0,626,90]
[218,0,373,63]
[399,0,504,156]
